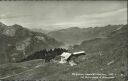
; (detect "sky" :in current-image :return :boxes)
[0,1,127,30]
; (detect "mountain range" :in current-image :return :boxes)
[0,22,62,64]
[48,25,124,46]
[0,23,127,81]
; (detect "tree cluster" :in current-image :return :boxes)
[18,48,68,62]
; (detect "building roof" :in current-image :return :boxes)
[73,51,85,55]
[60,52,72,59]
[60,51,85,60]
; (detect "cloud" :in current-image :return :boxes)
[63,8,127,27]
[77,8,127,19]
[0,14,32,26]
[53,8,127,28]
[0,1,126,29]
[0,14,31,20]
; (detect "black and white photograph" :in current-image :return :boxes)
[0,0,127,81]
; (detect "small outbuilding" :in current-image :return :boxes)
[59,52,72,64]
[59,51,86,66]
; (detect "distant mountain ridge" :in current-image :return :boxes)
[29,28,50,34]
[48,25,124,46]
[0,22,62,64]
[72,24,128,53]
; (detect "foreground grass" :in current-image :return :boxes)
[0,52,126,81]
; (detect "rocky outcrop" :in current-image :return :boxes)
[2,27,16,37]
[16,38,31,51]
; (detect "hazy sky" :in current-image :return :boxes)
[0,1,127,29]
